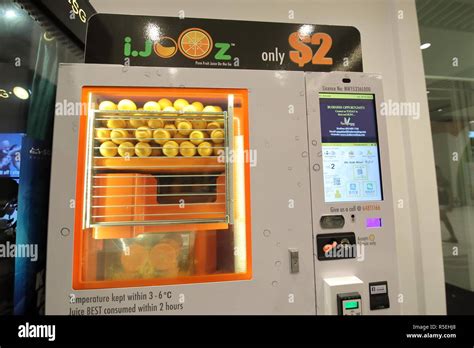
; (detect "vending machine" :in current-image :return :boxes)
[46,64,400,315]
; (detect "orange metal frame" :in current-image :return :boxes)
[73,86,252,289]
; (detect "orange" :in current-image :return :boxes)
[153,129,171,145]
[158,98,173,109]
[189,130,206,145]
[143,101,161,111]
[164,124,177,137]
[211,129,225,144]
[99,141,117,157]
[207,121,220,131]
[117,99,137,111]
[178,28,213,60]
[191,119,207,130]
[162,106,177,114]
[173,98,189,111]
[184,104,208,129]
[135,142,152,157]
[98,100,117,111]
[197,141,213,157]
[149,243,179,271]
[96,128,111,143]
[121,244,148,273]
[135,127,152,142]
[128,117,146,128]
[107,119,127,129]
[118,142,135,158]
[147,118,164,128]
[191,101,204,112]
[162,141,179,157]
[110,129,130,144]
[179,141,196,157]
[174,118,186,127]
[177,120,193,136]
[202,105,218,114]
[182,104,198,114]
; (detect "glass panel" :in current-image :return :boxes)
[416,0,474,314]
[73,87,251,289]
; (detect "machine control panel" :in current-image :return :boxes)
[337,292,362,315]
[307,72,401,315]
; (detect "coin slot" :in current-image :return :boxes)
[320,215,345,229]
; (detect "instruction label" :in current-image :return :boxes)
[68,290,184,315]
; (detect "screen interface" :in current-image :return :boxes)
[319,93,383,203]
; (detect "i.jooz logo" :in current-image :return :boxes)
[124,28,233,62]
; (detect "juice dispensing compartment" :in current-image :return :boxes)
[73,87,252,289]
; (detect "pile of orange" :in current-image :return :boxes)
[120,238,182,278]
[97,99,226,159]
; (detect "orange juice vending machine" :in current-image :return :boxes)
[45,64,317,314]
[46,64,400,315]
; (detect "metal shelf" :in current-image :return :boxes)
[83,99,234,229]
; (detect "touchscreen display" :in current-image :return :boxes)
[319,93,383,202]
